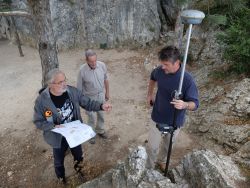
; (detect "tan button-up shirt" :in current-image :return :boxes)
[77,61,107,97]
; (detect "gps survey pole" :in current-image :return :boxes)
[164,10,205,177]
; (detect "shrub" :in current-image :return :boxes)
[217,8,250,75]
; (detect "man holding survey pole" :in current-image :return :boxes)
[33,69,111,184]
[147,46,199,171]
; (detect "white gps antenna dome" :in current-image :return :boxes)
[176,9,205,98]
[181,10,205,25]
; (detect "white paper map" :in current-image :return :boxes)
[52,120,96,148]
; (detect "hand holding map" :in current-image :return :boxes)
[52,120,96,148]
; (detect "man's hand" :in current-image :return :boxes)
[102,103,112,112]
[147,80,156,107]
[170,99,188,110]
[104,79,110,101]
[147,96,154,107]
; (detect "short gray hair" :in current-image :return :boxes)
[46,68,65,85]
[85,49,96,58]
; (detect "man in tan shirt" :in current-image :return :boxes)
[77,49,110,144]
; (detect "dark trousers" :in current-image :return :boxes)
[53,137,83,178]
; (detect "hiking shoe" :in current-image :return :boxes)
[58,177,67,185]
[98,132,108,139]
[89,137,96,144]
[74,160,84,172]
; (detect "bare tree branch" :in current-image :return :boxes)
[0,11,31,19]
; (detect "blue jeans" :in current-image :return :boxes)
[53,137,83,178]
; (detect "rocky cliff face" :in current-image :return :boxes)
[82,0,161,48]
[185,31,250,164]
[1,0,162,49]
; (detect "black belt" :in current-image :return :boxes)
[156,124,175,134]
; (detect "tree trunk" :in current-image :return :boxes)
[27,0,59,87]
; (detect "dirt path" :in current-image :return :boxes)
[0,40,199,187]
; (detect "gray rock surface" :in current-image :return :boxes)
[2,0,161,49]
[189,77,250,158]
[233,141,250,169]
[224,78,250,117]
[208,124,249,151]
[5,0,35,46]
[235,141,250,159]
[50,0,86,49]
[78,147,247,188]
[172,150,245,188]
[78,146,177,188]
[0,16,11,39]
[125,146,147,187]
[78,169,114,188]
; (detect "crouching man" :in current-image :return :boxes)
[33,69,112,184]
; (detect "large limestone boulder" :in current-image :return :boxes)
[78,147,247,188]
[172,150,245,188]
[125,146,147,187]
[78,146,177,188]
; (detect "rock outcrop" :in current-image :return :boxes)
[172,150,245,188]
[78,146,246,188]
[78,146,177,188]
[191,78,250,154]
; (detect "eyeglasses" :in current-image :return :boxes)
[52,78,68,85]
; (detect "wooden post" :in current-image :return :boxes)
[10,16,24,57]
[0,11,31,57]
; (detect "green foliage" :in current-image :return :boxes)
[217,8,250,75]
[3,0,12,4]
[205,14,227,28]
[205,0,250,76]
[207,0,248,14]
[176,0,189,7]
[68,0,75,6]
[210,68,233,80]
[214,0,247,13]
[0,0,11,11]
[100,43,107,49]
[205,0,248,27]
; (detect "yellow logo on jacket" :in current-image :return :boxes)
[44,110,52,118]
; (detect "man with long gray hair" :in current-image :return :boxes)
[77,49,110,144]
[33,69,112,184]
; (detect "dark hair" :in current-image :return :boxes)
[158,46,180,63]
